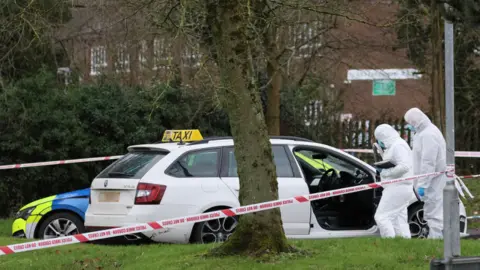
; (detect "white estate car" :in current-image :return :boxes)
[85,135,468,243]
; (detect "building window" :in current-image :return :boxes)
[304,100,322,126]
[183,45,201,67]
[138,40,148,70]
[115,44,130,73]
[290,21,323,58]
[90,46,107,76]
[153,37,170,69]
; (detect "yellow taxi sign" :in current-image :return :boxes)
[162,129,203,142]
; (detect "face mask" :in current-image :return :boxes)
[406,124,416,132]
[377,140,386,150]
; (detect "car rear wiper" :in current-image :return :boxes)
[108,172,134,178]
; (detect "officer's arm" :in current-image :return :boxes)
[380,144,409,179]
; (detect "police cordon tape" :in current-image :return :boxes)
[0,155,123,170]
[2,149,480,171]
[342,149,480,158]
[458,174,480,179]
[0,170,449,256]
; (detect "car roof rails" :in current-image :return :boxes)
[187,135,314,145]
[187,136,233,145]
[270,136,314,142]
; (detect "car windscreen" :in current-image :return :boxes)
[97,150,168,179]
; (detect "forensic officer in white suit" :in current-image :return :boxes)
[374,124,416,238]
[404,107,447,239]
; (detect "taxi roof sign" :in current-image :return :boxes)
[162,129,203,143]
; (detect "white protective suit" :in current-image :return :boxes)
[374,124,416,238]
[404,108,446,239]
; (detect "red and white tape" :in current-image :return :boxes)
[458,174,480,179]
[0,169,447,256]
[0,155,123,170]
[342,149,480,158]
[455,151,480,158]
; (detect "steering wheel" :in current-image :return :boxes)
[318,168,340,191]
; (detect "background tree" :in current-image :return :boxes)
[396,0,446,133]
[396,0,480,171]
[0,0,71,81]
[261,1,340,135]
[199,0,293,256]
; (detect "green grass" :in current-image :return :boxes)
[1,234,480,270]
[462,178,480,228]
[0,179,480,269]
[0,219,13,238]
[0,219,479,270]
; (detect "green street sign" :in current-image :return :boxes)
[372,80,396,96]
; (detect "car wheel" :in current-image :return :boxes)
[408,203,429,238]
[192,215,238,244]
[37,212,85,239]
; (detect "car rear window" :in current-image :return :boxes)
[97,150,168,179]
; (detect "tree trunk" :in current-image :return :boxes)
[265,27,282,136]
[204,0,292,256]
[266,60,282,136]
[430,1,446,135]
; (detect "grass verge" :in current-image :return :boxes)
[0,177,480,269]
[2,236,480,270]
[463,178,480,228]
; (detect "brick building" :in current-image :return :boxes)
[56,0,431,121]
[317,0,431,120]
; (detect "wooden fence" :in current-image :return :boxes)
[335,119,412,149]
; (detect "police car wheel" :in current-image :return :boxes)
[38,212,85,239]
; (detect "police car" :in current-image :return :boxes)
[12,189,89,239]
[83,130,469,243]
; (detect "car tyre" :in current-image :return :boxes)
[408,203,429,239]
[37,212,85,239]
[191,215,238,244]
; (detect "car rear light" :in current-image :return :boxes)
[135,183,167,205]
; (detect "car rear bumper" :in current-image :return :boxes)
[85,204,197,244]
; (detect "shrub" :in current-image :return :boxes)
[0,70,229,217]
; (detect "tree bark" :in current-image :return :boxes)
[430,1,446,135]
[265,27,282,136]
[266,59,282,136]
[204,0,292,256]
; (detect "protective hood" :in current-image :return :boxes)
[374,124,400,148]
[404,107,431,131]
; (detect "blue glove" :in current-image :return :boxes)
[417,187,425,197]
[375,167,383,173]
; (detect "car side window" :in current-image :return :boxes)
[224,146,294,177]
[166,149,220,177]
[295,149,364,176]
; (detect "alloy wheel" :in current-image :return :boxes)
[200,216,238,243]
[409,209,429,238]
[43,218,79,239]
